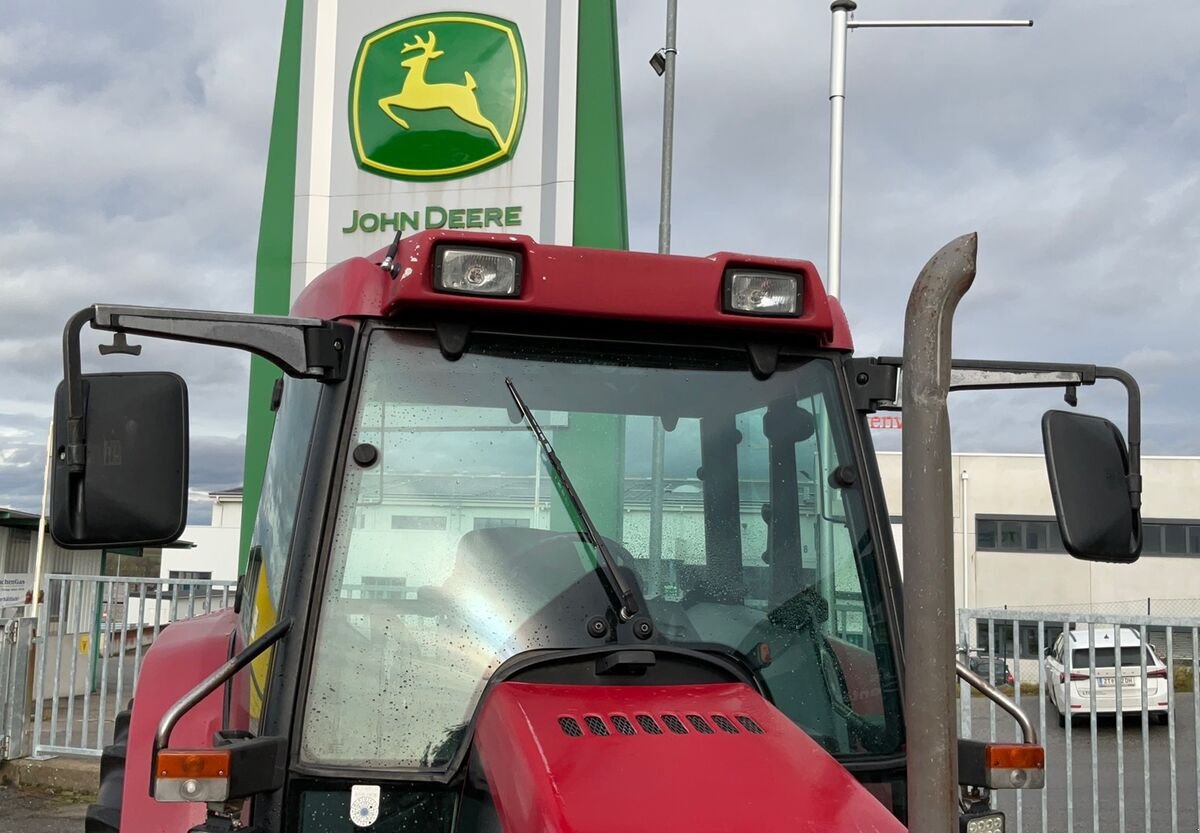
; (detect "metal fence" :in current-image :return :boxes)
[1,617,34,760]
[961,607,1200,833]
[31,575,236,757]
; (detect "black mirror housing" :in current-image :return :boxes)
[1042,409,1140,563]
[50,372,189,549]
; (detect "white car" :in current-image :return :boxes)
[1044,626,1169,726]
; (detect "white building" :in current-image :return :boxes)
[159,488,243,584]
[875,452,1200,615]
[174,453,1200,623]
[0,508,102,617]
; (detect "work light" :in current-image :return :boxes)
[961,811,1005,833]
[723,269,801,317]
[434,247,521,297]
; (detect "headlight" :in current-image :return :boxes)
[434,247,521,297]
[961,811,1004,833]
[723,269,801,317]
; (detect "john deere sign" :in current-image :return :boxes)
[350,13,526,180]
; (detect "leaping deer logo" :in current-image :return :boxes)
[378,31,504,148]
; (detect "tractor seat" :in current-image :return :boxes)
[441,527,647,651]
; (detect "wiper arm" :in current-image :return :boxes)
[504,378,640,621]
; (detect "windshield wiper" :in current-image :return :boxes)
[504,377,640,621]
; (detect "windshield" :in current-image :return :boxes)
[301,329,902,770]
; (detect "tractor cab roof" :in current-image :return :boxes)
[292,230,853,349]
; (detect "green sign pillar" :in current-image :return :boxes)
[550,0,629,536]
[239,0,304,569]
[241,1,628,570]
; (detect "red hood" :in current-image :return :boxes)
[473,681,904,833]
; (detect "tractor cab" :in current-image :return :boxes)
[49,231,1141,832]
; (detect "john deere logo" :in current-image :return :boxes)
[349,13,526,181]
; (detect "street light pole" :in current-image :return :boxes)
[824,2,1031,300]
[648,0,679,597]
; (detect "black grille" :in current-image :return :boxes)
[735,714,764,734]
[558,717,583,737]
[610,714,636,736]
[661,714,688,734]
[636,714,663,735]
[686,714,715,734]
[584,715,610,736]
[711,714,739,734]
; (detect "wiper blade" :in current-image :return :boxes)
[504,378,640,620]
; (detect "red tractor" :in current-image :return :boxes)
[51,231,1142,832]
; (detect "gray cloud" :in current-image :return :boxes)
[3,0,1199,517]
[0,1,280,510]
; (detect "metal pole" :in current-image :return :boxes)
[31,418,52,621]
[826,0,854,300]
[848,19,1033,29]
[902,232,977,833]
[649,0,679,595]
[824,9,1029,301]
[657,0,678,255]
[960,468,969,614]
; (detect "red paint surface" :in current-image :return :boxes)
[292,231,853,348]
[120,609,248,833]
[474,681,904,833]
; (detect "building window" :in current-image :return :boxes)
[978,515,1200,557]
[975,621,1064,660]
[391,515,447,531]
[976,517,1064,553]
[167,570,213,597]
[168,571,213,581]
[360,576,408,600]
[473,517,531,531]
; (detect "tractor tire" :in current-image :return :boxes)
[85,703,131,833]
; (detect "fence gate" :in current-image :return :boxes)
[960,606,1200,833]
[31,574,237,757]
[1,617,34,760]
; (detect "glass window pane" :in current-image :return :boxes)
[999,521,1021,550]
[976,519,997,550]
[302,331,904,771]
[1144,524,1164,554]
[1189,526,1200,554]
[1048,522,1064,552]
[1165,524,1187,554]
[1025,522,1049,551]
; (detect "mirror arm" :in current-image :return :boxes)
[61,309,96,476]
[1096,367,1143,532]
[88,305,352,381]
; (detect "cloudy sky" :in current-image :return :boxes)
[1,1,1197,520]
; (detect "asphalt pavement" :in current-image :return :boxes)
[971,691,1198,833]
[0,785,87,832]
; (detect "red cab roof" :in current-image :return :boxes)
[292,230,852,350]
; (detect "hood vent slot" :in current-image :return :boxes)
[661,714,688,734]
[712,714,739,734]
[735,715,765,734]
[636,714,663,735]
[686,714,715,734]
[610,714,636,735]
[558,716,583,737]
[584,715,610,736]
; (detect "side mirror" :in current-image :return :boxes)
[50,372,189,548]
[1042,409,1140,563]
